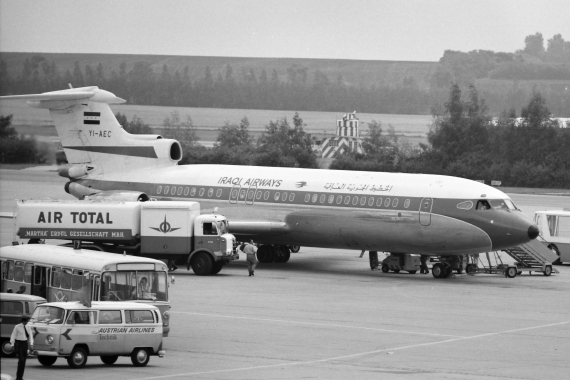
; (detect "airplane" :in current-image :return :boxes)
[0,86,540,278]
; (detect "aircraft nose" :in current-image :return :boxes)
[528,225,539,240]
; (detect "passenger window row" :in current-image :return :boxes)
[304,194,411,209]
[156,185,223,198]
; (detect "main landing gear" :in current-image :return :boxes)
[256,244,295,263]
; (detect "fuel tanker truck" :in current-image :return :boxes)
[14,200,237,275]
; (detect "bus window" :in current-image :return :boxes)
[34,266,43,285]
[99,310,122,324]
[52,267,61,288]
[7,261,14,280]
[547,215,558,236]
[101,272,130,301]
[71,269,83,290]
[0,301,24,315]
[559,216,570,237]
[125,309,154,324]
[24,263,32,283]
[13,262,25,282]
[61,268,72,289]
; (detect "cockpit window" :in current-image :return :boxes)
[504,199,517,210]
[489,200,508,210]
[476,200,491,210]
[457,201,473,210]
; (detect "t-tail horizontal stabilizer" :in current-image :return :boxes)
[0,86,182,175]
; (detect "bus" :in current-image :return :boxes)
[0,244,171,336]
[534,209,570,265]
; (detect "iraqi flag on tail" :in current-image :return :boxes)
[84,111,101,125]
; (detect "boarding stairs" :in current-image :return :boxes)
[502,239,559,275]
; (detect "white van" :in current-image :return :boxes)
[30,301,165,368]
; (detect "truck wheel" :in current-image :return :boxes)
[289,246,300,253]
[191,252,213,276]
[381,264,389,273]
[1,339,16,357]
[131,348,150,367]
[67,346,88,368]
[38,356,58,366]
[210,261,224,275]
[100,355,118,365]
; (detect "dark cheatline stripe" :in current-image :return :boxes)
[84,112,100,116]
[63,146,158,158]
[84,120,100,125]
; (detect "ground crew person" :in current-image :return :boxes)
[10,316,34,380]
[420,255,429,274]
[369,251,379,270]
[244,240,258,276]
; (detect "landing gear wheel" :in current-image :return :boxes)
[466,264,477,275]
[210,261,224,275]
[1,339,15,357]
[432,263,444,278]
[38,356,58,366]
[275,246,291,263]
[543,265,552,276]
[100,355,118,365]
[289,246,300,253]
[191,252,213,276]
[257,245,274,263]
[131,348,150,367]
[505,267,517,278]
[381,264,389,273]
[67,346,88,368]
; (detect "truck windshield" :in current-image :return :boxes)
[101,271,168,301]
[31,306,65,324]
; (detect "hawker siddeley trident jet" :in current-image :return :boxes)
[1,87,539,278]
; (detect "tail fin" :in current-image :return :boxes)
[1,86,182,177]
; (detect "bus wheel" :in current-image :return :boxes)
[67,346,88,368]
[1,339,16,357]
[549,245,561,265]
[38,355,58,366]
[100,355,118,365]
[210,261,224,275]
[191,252,213,276]
[131,348,150,367]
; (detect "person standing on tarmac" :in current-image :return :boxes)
[420,255,429,274]
[244,240,258,276]
[369,251,379,270]
[10,316,34,380]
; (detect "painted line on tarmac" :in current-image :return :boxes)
[172,311,464,338]
[140,319,570,379]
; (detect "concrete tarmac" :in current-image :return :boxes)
[1,169,569,379]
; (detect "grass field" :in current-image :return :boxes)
[0,100,433,146]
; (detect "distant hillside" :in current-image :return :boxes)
[0,52,437,89]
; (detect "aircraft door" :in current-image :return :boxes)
[245,185,257,205]
[419,197,433,226]
[229,185,241,204]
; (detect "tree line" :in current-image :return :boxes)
[1,33,569,116]
[330,85,570,188]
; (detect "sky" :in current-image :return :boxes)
[0,0,569,62]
